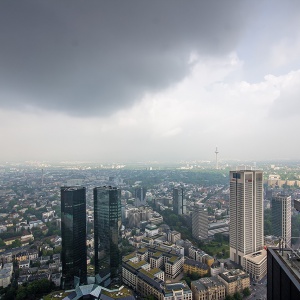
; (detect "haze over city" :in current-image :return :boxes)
[1,1,300,163]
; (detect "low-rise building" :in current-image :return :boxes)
[183,258,209,277]
[243,249,267,281]
[218,269,250,296]
[191,277,226,300]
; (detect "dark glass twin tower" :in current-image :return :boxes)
[61,186,121,289]
[61,187,87,289]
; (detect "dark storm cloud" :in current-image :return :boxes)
[0,0,251,117]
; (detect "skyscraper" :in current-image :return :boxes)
[135,186,147,207]
[61,186,87,289]
[229,170,264,265]
[192,203,208,240]
[272,194,291,247]
[173,187,186,215]
[94,186,122,281]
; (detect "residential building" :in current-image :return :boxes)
[183,258,209,277]
[218,269,250,296]
[272,194,291,247]
[191,277,226,300]
[94,186,122,281]
[229,170,264,267]
[61,186,87,289]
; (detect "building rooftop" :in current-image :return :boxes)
[192,277,225,291]
[218,269,249,283]
[269,247,300,286]
[184,258,209,270]
[243,249,267,264]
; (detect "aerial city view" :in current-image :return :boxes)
[1,1,300,300]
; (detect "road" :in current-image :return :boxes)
[245,276,267,300]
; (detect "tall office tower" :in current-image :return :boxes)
[94,186,122,281]
[61,187,87,289]
[229,170,264,266]
[272,194,291,247]
[173,188,186,215]
[192,203,208,240]
[135,186,147,207]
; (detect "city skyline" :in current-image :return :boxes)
[1,1,300,162]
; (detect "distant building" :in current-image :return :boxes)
[272,194,291,247]
[135,186,147,207]
[61,186,87,289]
[192,203,208,240]
[173,188,186,215]
[94,186,122,281]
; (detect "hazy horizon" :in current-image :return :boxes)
[1,1,300,162]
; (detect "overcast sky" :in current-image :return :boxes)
[1,0,300,163]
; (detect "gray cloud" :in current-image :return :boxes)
[0,0,252,117]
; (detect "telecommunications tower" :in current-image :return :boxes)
[215,147,219,169]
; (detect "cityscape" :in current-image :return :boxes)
[0,161,300,299]
[1,1,300,300]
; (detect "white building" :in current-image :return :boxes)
[229,170,264,266]
[192,203,208,240]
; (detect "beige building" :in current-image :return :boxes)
[183,258,209,277]
[243,249,267,281]
[137,270,192,300]
[218,269,250,296]
[191,277,226,300]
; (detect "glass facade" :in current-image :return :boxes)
[94,186,121,280]
[173,188,185,215]
[61,186,87,289]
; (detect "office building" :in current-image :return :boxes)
[229,170,264,266]
[267,247,300,299]
[61,186,87,289]
[272,194,291,247]
[173,187,186,215]
[135,186,147,207]
[192,203,208,240]
[94,186,122,280]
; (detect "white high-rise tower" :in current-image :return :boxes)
[229,169,264,266]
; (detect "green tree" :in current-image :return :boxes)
[11,239,22,248]
[242,287,251,297]
[233,292,242,300]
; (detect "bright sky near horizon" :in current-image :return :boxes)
[1,1,300,163]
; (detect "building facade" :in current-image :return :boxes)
[218,269,250,296]
[229,170,264,266]
[61,186,87,289]
[191,277,226,300]
[94,186,122,280]
[272,194,291,247]
[267,247,300,300]
[192,203,208,240]
[173,188,186,215]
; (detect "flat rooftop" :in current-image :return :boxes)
[272,248,300,285]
